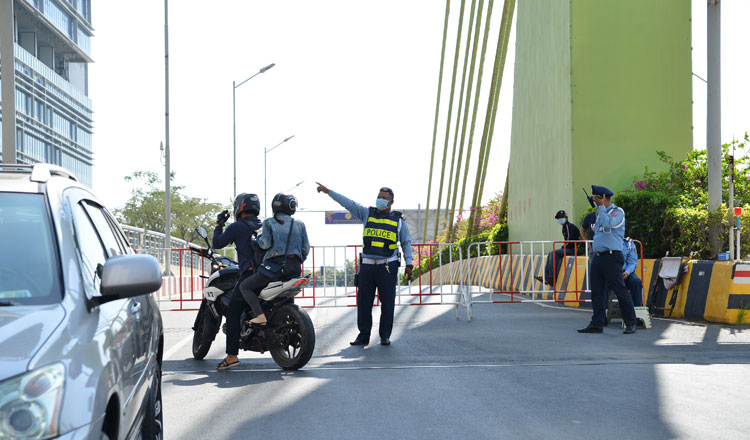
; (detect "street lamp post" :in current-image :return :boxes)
[233,63,275,198]
[264,135,296,217]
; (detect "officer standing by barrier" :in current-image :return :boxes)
[578,185,638,334]
[316,182,413,346]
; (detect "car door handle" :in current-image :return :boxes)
[130,301,141,314]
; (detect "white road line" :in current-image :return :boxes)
[163,333,195,360]
[162,359,750,376]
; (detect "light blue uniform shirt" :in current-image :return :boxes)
[622,238,638,274]
[592,203,625,253]
[329,190,414,265]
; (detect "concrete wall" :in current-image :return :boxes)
[507,0,572,242]
[508,0,692,241]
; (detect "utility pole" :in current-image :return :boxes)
[706,0,721,257]
[164,0,172,270]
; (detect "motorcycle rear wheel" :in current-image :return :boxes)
[192,307,213,360]
[269,304,315,370]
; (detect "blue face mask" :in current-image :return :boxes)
[556,218,566,225]
[376,198,390,210]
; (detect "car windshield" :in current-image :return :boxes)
[0,193,62,305]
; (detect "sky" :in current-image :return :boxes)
[89,1,750,248]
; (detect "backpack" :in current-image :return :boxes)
[239,218,266,271]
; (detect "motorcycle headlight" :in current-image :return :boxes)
[0,363,65,439]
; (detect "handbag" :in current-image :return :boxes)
[257,218,295,279]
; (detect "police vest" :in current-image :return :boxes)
[362,208,402,257]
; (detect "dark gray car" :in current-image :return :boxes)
[0,164,164,439]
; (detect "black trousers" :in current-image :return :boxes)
[225,258,302,355]
[625,273,643,307]
[590,252,636,327]
[356,261,398,339]
[544,247,575,281]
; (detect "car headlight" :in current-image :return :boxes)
[0,363,65,439]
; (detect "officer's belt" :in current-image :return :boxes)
[362,255,399,265]
[595,250,622,257]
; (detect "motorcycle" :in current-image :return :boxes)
[189,226,315,370]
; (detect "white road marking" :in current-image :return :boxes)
[163,333,195,360]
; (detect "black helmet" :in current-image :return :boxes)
[272,193,297,216]
[234,193,260,219]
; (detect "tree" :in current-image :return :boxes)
[114,171,227,242]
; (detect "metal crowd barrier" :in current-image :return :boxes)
[136,247,210,311]
[466,239,646,308]
[299,244,469,320]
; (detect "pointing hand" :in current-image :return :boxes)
[316,182,330,194]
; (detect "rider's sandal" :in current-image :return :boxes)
[216,358,240,371]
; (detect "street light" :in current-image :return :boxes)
[264,135,295,217]
[233,63,275,198]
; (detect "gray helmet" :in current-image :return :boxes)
[271,193,297,216]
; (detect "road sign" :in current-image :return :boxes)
[325,211,361,225]
[734,207,743,216]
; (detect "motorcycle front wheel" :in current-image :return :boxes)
[192,305,214,360]
[269,303,315,370]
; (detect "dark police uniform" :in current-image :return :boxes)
[542,210,581,283]
[578,185,637,334]
[327,190,413,345]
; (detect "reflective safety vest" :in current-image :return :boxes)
[362,208,402,257]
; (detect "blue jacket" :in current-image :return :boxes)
[328,190,413,265]
[258,213,310,262]
[213,216,262,273]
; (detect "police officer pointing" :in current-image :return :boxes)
[578,185,638,334]
[316,182,413,346]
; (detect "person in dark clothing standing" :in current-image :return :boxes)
[316,182,413,347]
[536,210,581,286]
[577,185,637,334]
[212,193,263,370]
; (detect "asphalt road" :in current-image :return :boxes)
[160,291,750,440]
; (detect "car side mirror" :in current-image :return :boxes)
[95,254,163,306]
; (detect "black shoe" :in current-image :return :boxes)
[623,324,637,334]
[380,338,390,346]
[350,334,369,346]
[577,325,603,333]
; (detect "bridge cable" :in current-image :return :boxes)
[444,0,485,239]
[443,0,479,235]
[422,0,452,243]
[432,0,469,242]
[468,0,515,235]
[454,0,494,238]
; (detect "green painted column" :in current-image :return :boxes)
[508,0,692,242]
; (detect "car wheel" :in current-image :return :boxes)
[141,370,163,440]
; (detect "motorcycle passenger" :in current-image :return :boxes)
[213,193,262,371]
[217,193,310,370]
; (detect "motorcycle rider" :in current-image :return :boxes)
[217,193,310,370]
[213,193,264,370]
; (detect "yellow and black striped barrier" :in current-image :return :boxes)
[413,256,750,325]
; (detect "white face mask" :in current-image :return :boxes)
[376,198,390,210]
[556,218,566,225]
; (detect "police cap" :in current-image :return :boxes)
[591,185,614,197]
[554,210,567,219]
